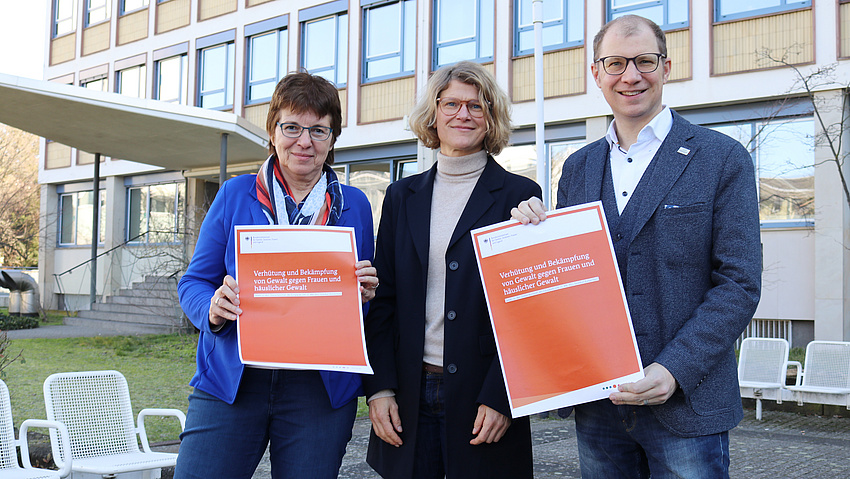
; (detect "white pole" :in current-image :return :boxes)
[532,0,549,208]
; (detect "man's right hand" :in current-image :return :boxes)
[368,396,403,447]
[510,197,548,225]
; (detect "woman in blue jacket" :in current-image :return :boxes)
[175,72,378,479]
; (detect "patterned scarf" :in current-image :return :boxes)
[255,154,344,226]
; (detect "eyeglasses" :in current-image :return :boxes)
[436,97,488,118]
[595,53,666,75]
[276,122,333,141]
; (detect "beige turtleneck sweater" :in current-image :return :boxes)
[367,149,487,403]
[423,149,488,367]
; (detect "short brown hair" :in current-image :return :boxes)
[408,61,512,156]
[593,15,667,61]
[265,72,342,164]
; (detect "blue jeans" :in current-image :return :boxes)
[412,371,447,479]
[174,368,356,479]
[574,400,730,479]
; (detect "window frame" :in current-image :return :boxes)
[116,64,147,98]
[245,16,289,105]
[58,190,106,247]
[361,0,416,83]
[119,0,149,15]
[197,41,236,110]
[126,182,185,245]
[300,12,349,87]
[714,0,811,23]
[607,0,688,31]
[85,0,112,28]
[432,0,494,69]
[53,0,76,37]
[514,0,584,57]
[153,54,188,104]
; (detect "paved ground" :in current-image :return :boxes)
[6,323,129,339]
[14,325,850,478]
[242,408,850,478]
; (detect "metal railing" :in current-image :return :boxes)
[736,319,793,350]
[53,230,188,304]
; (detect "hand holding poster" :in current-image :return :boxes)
[234,225,372,374]
[472,201,642,417]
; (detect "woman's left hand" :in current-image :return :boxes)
[355,260,379,303]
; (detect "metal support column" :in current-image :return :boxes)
[532,0,549,208]
[90,153,101,304]
[219,133,229,189]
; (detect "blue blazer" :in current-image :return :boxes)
[558,112,762,436]
[178,174,374,408]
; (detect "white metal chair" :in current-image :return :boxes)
[787,341,850,409]
[0,379,72,479]
[737,337,801,420]
[43,370,186,479]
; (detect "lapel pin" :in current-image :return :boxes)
[677,147,691,155]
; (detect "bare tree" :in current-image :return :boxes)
[758,48,850,210]
[0,124,39,266]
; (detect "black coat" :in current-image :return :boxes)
[363,158,541,478]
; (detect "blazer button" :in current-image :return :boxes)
[448,261,459,271]
[446,310,456,320]
[447,364,458,374]
[616,233,623,241]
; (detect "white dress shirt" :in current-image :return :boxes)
[605,107,673,213]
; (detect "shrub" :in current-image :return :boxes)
[0,313,39,330]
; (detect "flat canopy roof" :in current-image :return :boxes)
[0,73,268,171]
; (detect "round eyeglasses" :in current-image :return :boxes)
[276,122,333,141]
[436,97,488,118]
[595,53,666,75]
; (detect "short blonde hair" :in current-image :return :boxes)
[408,61,512,156]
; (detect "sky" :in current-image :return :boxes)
[0,0,48,79]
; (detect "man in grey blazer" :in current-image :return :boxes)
[513,15,761,478]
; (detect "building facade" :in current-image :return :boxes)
[38,0,850,344]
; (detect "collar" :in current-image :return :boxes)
[605,106,673,152]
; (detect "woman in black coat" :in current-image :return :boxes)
[363,61,540,478]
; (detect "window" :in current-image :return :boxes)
[433,0,494,68]
[155,55,188,104]
[608,0,688,30]
[59,190,106,246]
[493,140,586,209]
[85,0,111,27]
[199,43,236,109]
[515,0,583,56]
[82,76,108,91]
[120,0,148,15]
[127,182,185,243]
[493,145,537,182]
[117,64,146,98]
[302,12,348,86]
[349,162,390,237]
[715,0,810,22]
[54,0,76,37]
[395,159,418,181]
[548,140,585,207]
[362,0,415,82]
[246,28,288,104]
[709,117,814,223]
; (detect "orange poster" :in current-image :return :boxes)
[234,225,372,374]
[472,202,642,418]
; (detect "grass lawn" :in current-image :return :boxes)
[4,334,197,444]
[3,333,370,445]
